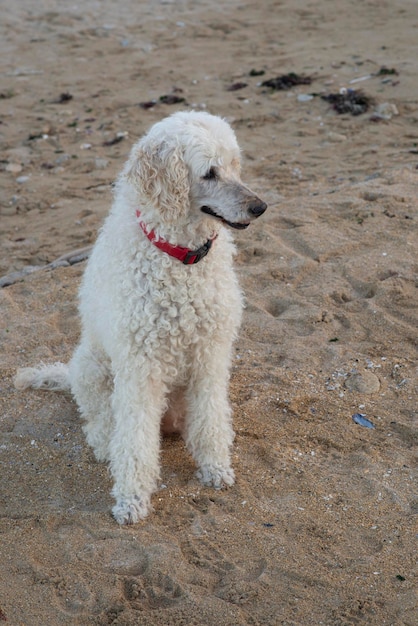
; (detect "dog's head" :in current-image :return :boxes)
[127,111,267,229]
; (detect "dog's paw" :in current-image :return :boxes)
[196,464,235,490]
[112,495,150,525]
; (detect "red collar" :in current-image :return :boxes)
[136,210,217,265]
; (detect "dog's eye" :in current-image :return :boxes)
[203,167,217,181]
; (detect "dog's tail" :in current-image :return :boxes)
[14,362,71,392]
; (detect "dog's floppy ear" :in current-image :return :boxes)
[127,140,190,222]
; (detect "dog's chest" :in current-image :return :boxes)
[126,259,241,366]
[134,272,225,336]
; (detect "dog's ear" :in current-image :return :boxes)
[126,140,190,222]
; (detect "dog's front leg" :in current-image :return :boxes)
[185,350,235,489]
[108,369,165,524]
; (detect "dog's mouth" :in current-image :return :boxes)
[201,206,250,230]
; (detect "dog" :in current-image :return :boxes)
[15,111,267,524]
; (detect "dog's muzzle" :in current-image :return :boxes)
[201,200,267,229]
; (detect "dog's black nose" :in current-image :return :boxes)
[248,199,267,217]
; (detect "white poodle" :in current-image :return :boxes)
[15,111,267,524]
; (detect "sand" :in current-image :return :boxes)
[1,0,417,624]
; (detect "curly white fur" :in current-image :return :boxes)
[15,111,267,524]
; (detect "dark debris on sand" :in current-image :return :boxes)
[261,72,312,90]
[321,89,374,115]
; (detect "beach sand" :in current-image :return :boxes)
[0,1,417,624]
